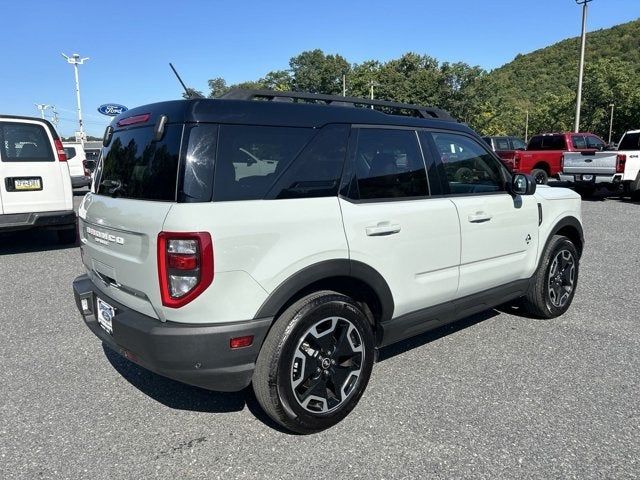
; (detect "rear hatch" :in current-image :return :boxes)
[79,116,184,319]
[562,151,618,175]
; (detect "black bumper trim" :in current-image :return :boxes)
[0,210,76,232]
[73,274,272,392]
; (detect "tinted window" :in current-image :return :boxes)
[64,147,77,159]
[586,136,605,150]
[572,135,587,149]
[528,135,566,150]
[511,138,526,150]
[96,125,182,201]
[213,125,312,201]
[181,124,218,203]
[495,138,510,151]
[482,137,493,149]
[353,129,428,200]
[85,149,101,161]
[0,122,54,162]
[619,132,640,151]
[431,132,505,194]
[268,124,348,199]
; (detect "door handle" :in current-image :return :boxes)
[468,212,493,223]
[365,223,401,236]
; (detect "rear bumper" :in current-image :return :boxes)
[558,173,622,185]
[0,210,76,232]
[72,274,272,392]
[71,175,91,188]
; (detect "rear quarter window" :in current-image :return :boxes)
[0,122,54,162]
[618,132,640,151]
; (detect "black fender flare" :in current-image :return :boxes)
[541,215,584,260]
[253,259,395,323]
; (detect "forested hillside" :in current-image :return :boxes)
[189,19,640,141]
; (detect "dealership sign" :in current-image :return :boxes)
[98,104,128,116]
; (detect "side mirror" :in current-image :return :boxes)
[511,173,536,196]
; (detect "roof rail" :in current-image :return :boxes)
[219,89,456,122]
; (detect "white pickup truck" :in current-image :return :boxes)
[559,129,640,198]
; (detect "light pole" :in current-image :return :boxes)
[62,53,89,142]
[574,0,593,133]
[35,104,53,119]
[525,109,530,143]
[608,103,615,145]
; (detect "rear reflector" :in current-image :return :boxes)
[54,139,67,161]
[230,335,254,349]
[616,154,626,174]
[158,232,213,308]
[117,113,151,127]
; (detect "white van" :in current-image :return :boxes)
[62,142,92,188]
[0,115,76,243]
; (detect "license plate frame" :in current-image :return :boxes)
[96,297,115,335]
[8,177,42,191]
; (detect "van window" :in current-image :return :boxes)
[0,122,54,162]
[268,124,348,199]
[353,128,428,200]
[64,147,77,159]
[96,124,182,201]
[213,125,312,201]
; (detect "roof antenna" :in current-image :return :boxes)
[169,63,202,99]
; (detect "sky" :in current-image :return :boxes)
[0,0,638,137]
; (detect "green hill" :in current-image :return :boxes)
[475,19,640,140]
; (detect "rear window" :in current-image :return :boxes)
[96,125,182,201]
[618,133,640,151]
[64,147,77,159]
[0,122,54,162]
[528,135,566,150]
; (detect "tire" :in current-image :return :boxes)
[631,189,640,202]
[522,235,579,319]
[530,168,548,185]
[253,291,375,434]
[57,226,77,245]
[575,184,596,197]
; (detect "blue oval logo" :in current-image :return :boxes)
[98,104,128,116]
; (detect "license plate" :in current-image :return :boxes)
[96,297,115,335]
[14,178,42,190]
[581,174,594,181]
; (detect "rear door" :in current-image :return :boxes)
[427,131,539,297]
[0,119,69,213]
[79,121,183,319]
[63,143,86,177]
[339,127,460,319]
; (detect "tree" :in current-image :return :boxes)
[289,49,350,94]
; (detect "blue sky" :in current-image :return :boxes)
[1,0,637,137]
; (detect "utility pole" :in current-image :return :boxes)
[62,53,89,142]
[35,104,52,119]
[525,110,530,143]
[608,103,615,145]
[574,0,593,133]
[342,74,346,97]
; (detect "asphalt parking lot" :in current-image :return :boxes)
[1,188,639,479]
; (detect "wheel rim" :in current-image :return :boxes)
[534,171,547,184]
[547,249,576,308]
[290,317,364,414]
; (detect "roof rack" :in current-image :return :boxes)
[219,89,456,122]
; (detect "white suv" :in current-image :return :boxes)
[0,115,76,243]
[73,91,584,433]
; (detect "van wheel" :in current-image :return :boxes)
[253,291,375,434]
[57,226,77,245]
[531,169,548,185]
[522,235,579,319]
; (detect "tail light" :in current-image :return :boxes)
[157,232,213,308]
[54,139,67,162]
[616,154,626,174]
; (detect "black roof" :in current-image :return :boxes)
[111,90,474,136]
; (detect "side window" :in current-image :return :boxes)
[181,124,218,202]
[586,136,605,150]
[353,128,428,200]
[0,122,54,162]
[268,124,349,199]
[64,147,76,159]
[572,135,587,149]
[495,138,510,151]
[431,132,505,194]
[213,125,312,201]
[511,138,526,150]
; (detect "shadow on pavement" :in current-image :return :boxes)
[0,228,79,255]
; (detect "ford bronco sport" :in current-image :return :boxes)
[73,90,584,433]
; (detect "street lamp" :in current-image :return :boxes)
[34,103,53,119]
[61,53,89,142]
[608,103,615,145]
[574,0,593,133]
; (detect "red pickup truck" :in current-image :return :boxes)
[513,132,607,184]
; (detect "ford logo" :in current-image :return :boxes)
[98,104,128,117]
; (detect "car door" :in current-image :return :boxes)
[339,127,460,319]
[425,130,539,298]
[0,119,68,214]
